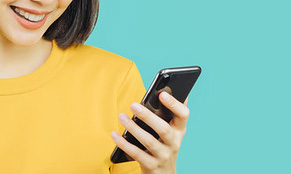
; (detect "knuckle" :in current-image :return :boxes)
[130,149,140,160]
[172,141,181,153]
[159,125,172,137]
[159,152,171,162]
[125,120,135,130]
[138,107,146,116]
[167,99,176,109]
[146,161,158,170]
[144,138,155,148]
[138,109,149,120]
[179,106,190,119]
[185,107,190,116]
[151,164,158,170]
[115,137,124,146]
[182,107,190,118]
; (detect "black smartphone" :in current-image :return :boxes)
[110,66,201,163]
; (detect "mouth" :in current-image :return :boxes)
[10,5,47,23]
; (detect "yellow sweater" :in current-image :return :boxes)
[0,41,145,174]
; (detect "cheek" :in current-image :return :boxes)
[0,0,15,8]
[1,0,15,3]
[58,0,73,9]
[49,0,72,22]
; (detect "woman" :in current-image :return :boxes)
[0,0,191,173]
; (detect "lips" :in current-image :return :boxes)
[10,5,50,30]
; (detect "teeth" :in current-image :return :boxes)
[19,10,25,16]
[15,7,20,13]
[28,14,36,21]
[24,12,29,19]
[13,7,45,22]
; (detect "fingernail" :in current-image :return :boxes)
[118,113,129,124]
[161,92,170,101]
[131,102,143,113]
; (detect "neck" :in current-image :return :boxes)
[0,37,52,79]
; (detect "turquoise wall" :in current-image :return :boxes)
[86,0,291,173]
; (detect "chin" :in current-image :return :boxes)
[6,31,45,47]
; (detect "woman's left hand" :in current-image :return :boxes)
[111,91,190,174]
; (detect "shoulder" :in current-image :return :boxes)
[63,43,134,71]
[58,43,141,85]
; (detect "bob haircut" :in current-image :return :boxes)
[43,0,99,49]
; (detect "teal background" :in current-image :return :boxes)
[86,0,291,173]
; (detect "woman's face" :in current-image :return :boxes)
[0,0,72,46]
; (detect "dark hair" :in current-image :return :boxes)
[43,0,99,49]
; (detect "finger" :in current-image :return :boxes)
[184,97,189,105]
[118,113,165,157]
[130,103,174,145]
[111,131,157,169]
[159,92,190,130]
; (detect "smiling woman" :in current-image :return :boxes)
[0,0,71,46]
[0,1,192,174]
[0,0,98,48]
